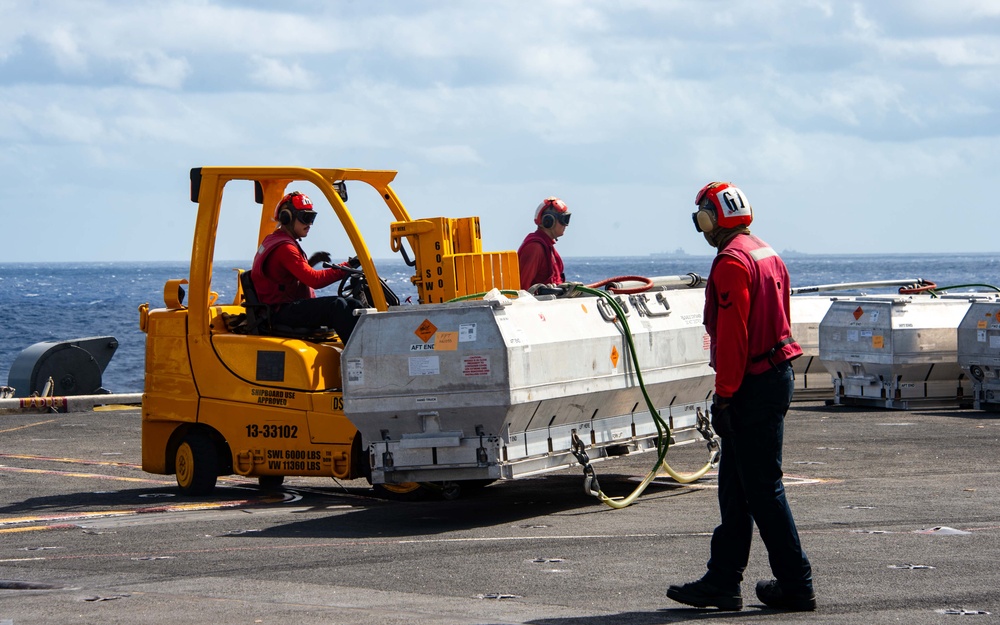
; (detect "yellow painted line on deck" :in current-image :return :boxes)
[0,523,82,535]
[0,498,285,534]
[0,418,58,434]
[0,453,142,469]
[1,509,143,528]
[0,466,169,484]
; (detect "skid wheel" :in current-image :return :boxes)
[373,482,428,501]
[440,482,462,501]
[175,432,218,495]
[258,475,285,490]
[438,480,493,500]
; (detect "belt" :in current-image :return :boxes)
[750,336,798,364]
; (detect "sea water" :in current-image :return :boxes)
[1,253,997,394]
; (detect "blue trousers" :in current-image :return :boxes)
[704,361,813,592]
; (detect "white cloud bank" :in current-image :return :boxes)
[0,0,997,261]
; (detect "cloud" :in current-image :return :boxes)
[126,50,190,89]
[416,145,483,166]
[38,23,88,72]
[0,0,998,262]
[249,56,314,90]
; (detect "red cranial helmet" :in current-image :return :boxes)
[534,196,571,228]
[692,182,752,232]
[274,191,317,225]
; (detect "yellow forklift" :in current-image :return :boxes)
[138,167,519,497]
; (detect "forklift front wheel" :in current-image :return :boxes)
[175,432,219,495]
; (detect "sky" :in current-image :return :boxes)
[1,0,998,262]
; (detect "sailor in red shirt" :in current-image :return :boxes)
[667,182,815,612]
[250,191,362,342]
[517,197,570,291]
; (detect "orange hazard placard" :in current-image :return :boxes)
[415,319,437,343]
[853,306,864,321]
[610,345,620,368]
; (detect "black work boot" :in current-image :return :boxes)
[755,579,816,611]
[666,578,743,611]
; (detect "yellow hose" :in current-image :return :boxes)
[657,461,714,484]
[591,459,715,509]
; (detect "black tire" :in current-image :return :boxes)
[175,432,219,495]
[258,475,285,490]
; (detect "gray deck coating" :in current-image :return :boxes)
[1,401,997,624]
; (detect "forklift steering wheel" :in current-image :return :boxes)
[336,264,369,303]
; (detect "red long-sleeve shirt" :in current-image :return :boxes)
[708,254,753,397]
[263,242,348,292]
[252,230,350,305]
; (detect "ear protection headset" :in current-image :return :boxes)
[541,211,557,229]
[693,203,717,233]
[275,191,315,226]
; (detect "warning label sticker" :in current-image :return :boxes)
[346,358,364,385]
[462,355,490,376]
[409,355,440,376]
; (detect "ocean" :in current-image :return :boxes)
[2,253,998,395]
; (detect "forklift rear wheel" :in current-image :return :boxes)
[373,482,427,501]
[175,432,218,495]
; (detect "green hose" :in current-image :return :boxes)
[933,283,1000,294]
[448,290,521,302]
[448,285,715,508]
[574,285,714,508]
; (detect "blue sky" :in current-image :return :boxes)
[2,1,998,262]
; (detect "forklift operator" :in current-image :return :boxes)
[250,191,363,342]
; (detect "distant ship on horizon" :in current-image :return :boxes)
[649,247,691,258]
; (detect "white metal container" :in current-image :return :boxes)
[957,299,1000,411]
[342,288,715,484]
[790,296,843,400]
[819,294,980,409]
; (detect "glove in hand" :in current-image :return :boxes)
[710,394,735,438]
[347,256,361,268]
[308,251,332,267]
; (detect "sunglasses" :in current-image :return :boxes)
[295,211,317,225]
